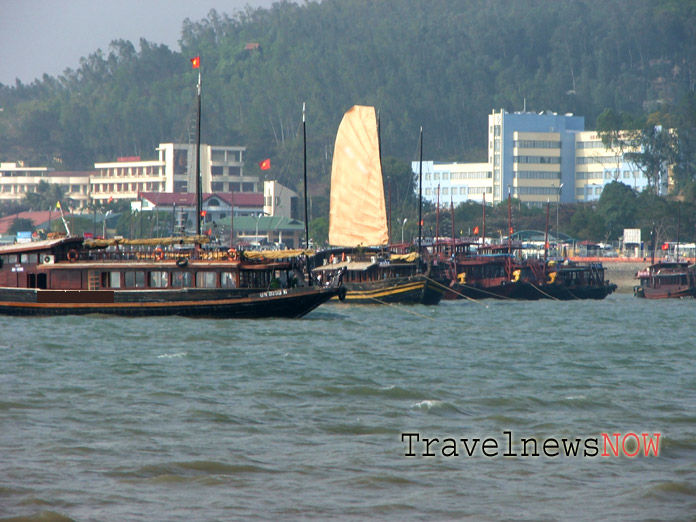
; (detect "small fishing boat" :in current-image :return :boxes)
[0,235,344,317]
[634,260,696,299]
[313,105,444,305]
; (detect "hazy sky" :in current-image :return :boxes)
[0,0,276,86]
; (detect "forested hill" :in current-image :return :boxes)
[1,0,695,189]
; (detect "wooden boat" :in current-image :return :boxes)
[312,247,444,305]
[438,241,616,301]
[313,105,444,305]
[634,260,696,299]
[524,259,618,300]
[0,236,344,317]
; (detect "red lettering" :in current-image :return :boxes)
[602,433,620,457]
[642,433,661,456]
[622,433,640,457]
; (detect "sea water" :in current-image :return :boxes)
[1,294,694,521]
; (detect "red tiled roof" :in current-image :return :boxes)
[0,210,72,235]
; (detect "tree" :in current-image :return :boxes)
[596,181,638,240]
[7,217,35,235]
[625,119,680,194]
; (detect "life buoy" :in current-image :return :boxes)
[67,249,79,263]
[341,252,346,262]
[154,247,164,261]
[329,254,335,264]
[227,248,238,261]
[176,257,188,268]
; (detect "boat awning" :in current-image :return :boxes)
[0,236,82,254]
[313,260,376,272]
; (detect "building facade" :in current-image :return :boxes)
[0,163,91,209]
[414,109,658,208]
[91,143,257,205]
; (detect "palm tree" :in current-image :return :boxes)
[23,180,73,211]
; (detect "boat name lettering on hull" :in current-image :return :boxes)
[259,289,288,298]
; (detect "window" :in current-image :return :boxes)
[172,271,193,288]
[221,272,236,288]
[211,166,224,176]
[101,271,121,288]
[150,271,169,288]
[196,272,218,288]
[124,271,145,288]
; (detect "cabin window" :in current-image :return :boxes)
[124,271,145,288]
[149,271,169,288]
[172,271,193,288]
[8,255,17,264]
[19,253,38,264]
[101,271,121,288]
[196,272,218,288]
[221,272,237,288]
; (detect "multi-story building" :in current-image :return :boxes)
[574,131,648,202]
[418,162,492,206]
[414,109,659,208]
[0,163,91,209]
[91,143,257,205]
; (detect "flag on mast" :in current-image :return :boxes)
[191,56,200,69]
[259,158,271,170]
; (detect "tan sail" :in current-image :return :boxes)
[329,105,389,247]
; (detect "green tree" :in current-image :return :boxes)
[8,217,35,235]
[596,181,638,240]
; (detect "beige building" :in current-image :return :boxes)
[263,180,300,220]
[0,162,91,209]
[91,143,257,205]
[574,131,647,202]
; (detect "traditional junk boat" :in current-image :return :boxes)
[0,236,344,317]
[634,260,696,299]
[441,197,616,300]
[312,106,444,305]
[0,58,343,318]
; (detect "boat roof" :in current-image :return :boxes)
[0,236,82,255]
[313,260,375,272]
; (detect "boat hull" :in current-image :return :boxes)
[0,286,343,318]
[335,275,445,305]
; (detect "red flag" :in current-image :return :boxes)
[473,226,479,235]
[661,243,669,251]
[108,196,113,203]
[191,56,200,69]
[259,158,271,170]
[509,227,514,235]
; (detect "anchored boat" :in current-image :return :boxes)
[0,236,344,317]
[313,105,444,305]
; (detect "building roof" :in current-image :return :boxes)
[0,211,72,235]
[138,192,263,207]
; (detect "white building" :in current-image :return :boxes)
[414,109,661,208]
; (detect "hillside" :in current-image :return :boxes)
[1,0,695,193]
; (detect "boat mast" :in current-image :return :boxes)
[450,197,455,257]
[482,191,486,247]
[378,110,391,245]
[418,127,423,257]
[436,184,440,257]
[507,186,512,254]
[303,103,309,249]
[544,198,550,261]
[195,62,202,237]
[676,202,681,261]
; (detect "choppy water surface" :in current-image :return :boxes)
[1,294,695,521]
